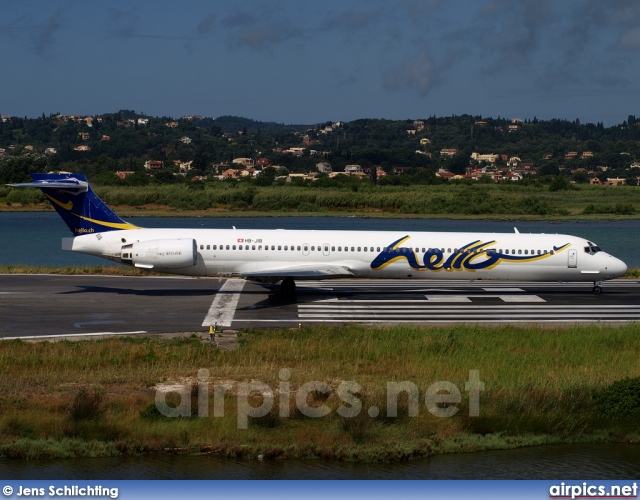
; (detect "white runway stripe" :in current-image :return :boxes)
[299,279,639,288]
[298,302,638,308]
[202,278,246,327]
[298,312,640,318]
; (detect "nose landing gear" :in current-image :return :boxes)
[592,280,604,294]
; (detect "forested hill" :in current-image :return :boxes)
[2,111,640,185]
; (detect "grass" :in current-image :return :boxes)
[0,264,161,276]
[3,183,640,219]
[1,324,640,461]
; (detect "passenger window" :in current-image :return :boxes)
[200,245,204,250]
[364,247,367,252]
[252,245,255,250]
[524,250,528,255]
[284,246,288,251]
[232,245,236,250]
[377,247,381,252]
[311,246,315,251]
[357,247,361,252]
[278,246,281,251]
[207,245,210,250]
[331,246,335,251]
[351,247,355,252]
[371,247,374,252]
[258,245,262,250]
[304,246,308,252]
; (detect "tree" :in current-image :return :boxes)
[153,170,178,184]
[0,149,47,184]
[539,161,560,176]
[549,176,570,191]
[255,166,276,186]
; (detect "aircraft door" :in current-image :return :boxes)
[568,249,577,268]
[323,244,330,256]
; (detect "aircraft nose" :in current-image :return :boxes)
[609,256,628,278]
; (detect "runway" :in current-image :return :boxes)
[1,274,639,338]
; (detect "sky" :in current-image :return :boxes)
[2,0,640,126]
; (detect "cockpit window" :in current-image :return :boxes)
[584,244,602,255]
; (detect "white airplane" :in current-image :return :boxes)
[10,172,628,297]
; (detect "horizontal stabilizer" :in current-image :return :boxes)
[9,178,88,192]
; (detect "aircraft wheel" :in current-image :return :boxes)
[280,278,297,300]
[592,285,602,295]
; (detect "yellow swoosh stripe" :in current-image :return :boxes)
[77,215,138,230]
[45,194,73,211]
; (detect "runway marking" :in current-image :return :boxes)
[1,331,148,340]
[202,278,246,327]
[424,295,471,302]
[482,288,525,292]
[495,295,546,303]
[424,295,545,302]
[294,296,640,323]
[239,318,640,324]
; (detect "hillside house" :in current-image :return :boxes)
[316,162,332,174]
[144,160,162,170]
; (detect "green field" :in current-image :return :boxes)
[1,324,640,461]
[2,182,640,219]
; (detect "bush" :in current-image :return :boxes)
[69,387,104,422]
[549,176,570,191]
[582,203,636,215]
[297,202,323,212]
[594,377,640,417]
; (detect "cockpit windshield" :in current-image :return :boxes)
[584,241,602,255]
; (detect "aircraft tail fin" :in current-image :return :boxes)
[9,172,137,235]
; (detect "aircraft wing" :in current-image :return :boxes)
[239,263,354,279]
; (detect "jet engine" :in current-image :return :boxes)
[120,239,197,269]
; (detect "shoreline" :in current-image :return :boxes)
[1,428,634,462]
[2,204,640,221]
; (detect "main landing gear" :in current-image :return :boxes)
[592,281,604,294]
[280,277,297,300]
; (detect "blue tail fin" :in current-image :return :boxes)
[9,172,137,235]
